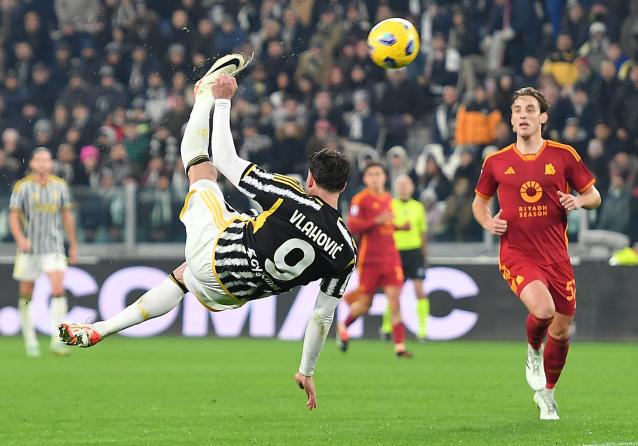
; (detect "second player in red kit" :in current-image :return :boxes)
[337,162,411,358]
[473,87,601,420]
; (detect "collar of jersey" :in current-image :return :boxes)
[512,139,547,161]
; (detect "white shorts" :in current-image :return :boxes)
[13,252,67,281]
[179,179,245,312]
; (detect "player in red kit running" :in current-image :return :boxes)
[473,87,601,420]
[337,162,412,358]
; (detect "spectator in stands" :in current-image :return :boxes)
[579,22,610,73]
[307,90,344,136]
[75,145,100,188]
[215,15,248,54]
[147,174,174,242]
[455,84,503,148]
[100,143,132,186]
[305,119,333,159]
[565,1,590,49]
[1,70,28,111]
[593,60,621,123]
[431,85,459,156]
[493,72,517,123]
[440,177,482,241]
[240,119,273,168]
[344,90,380,149]
[53,143,79,184]
[273,119,305,174]
[611,65,638,148]
[379,68,423,149]
[515,56,541,89]
[542,33,579,86]
[418,154,451,204]
[0,149,19,195]
[569,83,598,139]
[386,145,418,195]
[585,138,610,195]
[449,7,484,96]
[597,171,631,234]
[422,34,460,101]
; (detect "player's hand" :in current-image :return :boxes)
[294,372,317,410]
[17,237,30,253]
[68,244,78,265]
[557,191,582,211]
[486,209,507,236]
[212,75,238,100]
[374,211,393,225]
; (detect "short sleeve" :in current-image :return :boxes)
[9,182,25,211]
[475,156,497,199]
[567,156,596,193]
[61,182,73,208]
[319,261,355,299]
[238,163,316,210]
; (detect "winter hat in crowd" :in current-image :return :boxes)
[80,145,100,163]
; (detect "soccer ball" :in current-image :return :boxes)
[367,18,420,69]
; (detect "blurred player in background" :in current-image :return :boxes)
[380,175,429,342]
[472,87,601,420]
[9,147,77,357]
[337,162,412,358]
[59,58,357,411]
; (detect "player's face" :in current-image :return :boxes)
[511,96,547,138]
[363,166,386,192]
[30,151,53,176]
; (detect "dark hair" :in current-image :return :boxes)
[308,148,350,192]
[511,87,549,130]
[362,160,387,175]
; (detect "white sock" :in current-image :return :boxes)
[181,96,215,172]
[93,278,185,337]
[18,298,38,348]
[50,296,68,347]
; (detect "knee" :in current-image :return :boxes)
[549,324,571,341]
[531,303,555,320]
[187,162,217,184]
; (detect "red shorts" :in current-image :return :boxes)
[499,260,576,315]
[357,262,404,295]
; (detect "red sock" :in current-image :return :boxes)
[526,314,553,350]
[544,335,570,389]
[392,323,405,344]
[344,314,357,327]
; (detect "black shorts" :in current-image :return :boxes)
[399,249,426,281]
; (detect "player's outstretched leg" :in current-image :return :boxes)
[59,265,188,347]
[181,54,249,173]
[336,290,371,352]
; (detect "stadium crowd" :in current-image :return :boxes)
[0,0,636,244]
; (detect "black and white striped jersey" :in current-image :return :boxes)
[9,175,72,255]
[213,164,357,301]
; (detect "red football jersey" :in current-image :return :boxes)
[347,189,401,265]
[475,140,595,266]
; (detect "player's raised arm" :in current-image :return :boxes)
[295,290,340,410]
[210,75,251,188]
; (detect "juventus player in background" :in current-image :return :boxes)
[10,147,77,357]
[59,55,357,410]
[473,87,601,420]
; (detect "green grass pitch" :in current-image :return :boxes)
[1,336,636,445]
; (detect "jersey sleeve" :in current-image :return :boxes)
[60,181,73,209]
[9,182,25,211]
[475,156,497,199]
[567,155,596,193]
[347,194,376,233]
[238,163,315,210]
[319,261,355,299]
